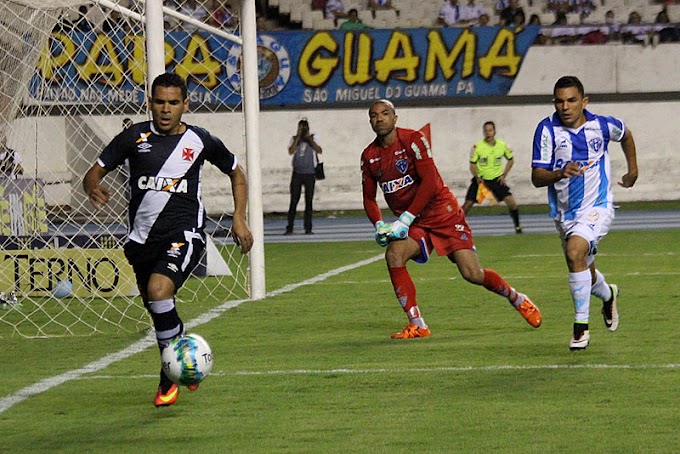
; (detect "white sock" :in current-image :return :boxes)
[512,290,525,308]
[591,269,612,302]
[569,270,592,323]
[407,306,427,328]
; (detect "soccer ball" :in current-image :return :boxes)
[52,280,73,298]
[161,334,213,386]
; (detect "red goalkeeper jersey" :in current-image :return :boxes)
[361,127,460,226]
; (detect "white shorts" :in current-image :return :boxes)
[555,207,614,266]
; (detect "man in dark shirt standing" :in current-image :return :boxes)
[285,118,323,235]
[83,73,253,407]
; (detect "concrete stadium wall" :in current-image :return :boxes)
[247,99,671,213]
[18,44,679,215]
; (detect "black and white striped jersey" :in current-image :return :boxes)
[97,120,237,245]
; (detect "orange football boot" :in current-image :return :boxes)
[517,296,542,328]
[391,323,431,339]
[154,383,179,407]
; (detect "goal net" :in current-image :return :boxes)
[0,0,256,338]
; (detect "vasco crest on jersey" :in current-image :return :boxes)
[182,147,194,162]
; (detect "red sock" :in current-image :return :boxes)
[388,266,421,319]
[481,269,519,305]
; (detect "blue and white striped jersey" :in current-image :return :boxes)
[98,121,237,245]
[532,110,625,221]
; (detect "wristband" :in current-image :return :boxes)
[399,211,415,227]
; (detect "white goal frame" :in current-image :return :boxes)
[0,0,266,338]
[97,0,266,300]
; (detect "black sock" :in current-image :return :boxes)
[159,369,174,392]
[573,322,589,336]
[510,209,520,228]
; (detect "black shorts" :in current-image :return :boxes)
[465,176,512,203]
[124,229,206,293]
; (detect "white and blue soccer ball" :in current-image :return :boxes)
[161,333,213,386]
[52,280,73,298]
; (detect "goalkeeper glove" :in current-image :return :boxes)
[375,220,390,247]
[387,211,415,241]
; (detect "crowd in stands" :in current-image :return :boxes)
[55,0,680,45]
[306,0,680,45]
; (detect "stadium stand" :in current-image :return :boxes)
[270,0,679,38]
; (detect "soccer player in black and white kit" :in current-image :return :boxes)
[83,73,253,407]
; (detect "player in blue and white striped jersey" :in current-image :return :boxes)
[531,76,638,351]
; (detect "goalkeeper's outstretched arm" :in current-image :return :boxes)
[83,163,112,210]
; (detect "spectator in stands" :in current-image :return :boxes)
[500,0,525,26]
[580,16,609,44]
[438,0,462,26]
[122,118,133,130]
[369,0,397,14]
[101,9,130,34]
[622,10,652,45]
[654,8,680,42]
[546,0,572,16]
[494,0,510,16]
[59,5,94,33]
[164,0,180,31]
[76,5,94,33]
[325,0,349,25]
[511,9,526,27]
[572,0,597,17]
[256,13,270,29]
[0,137,23,179]
[552,11,568,25]
[460,0,488,25]
[528,14,549,44]
[207,0,238,28]
[256,0,269,19]
[604,9,621,41]
[477,13,491,25]
[340,8,367,29]
[179,0,208,32]
[312,0,328,13]
[550,12,579,44]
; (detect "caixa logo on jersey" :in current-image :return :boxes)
[226,35,291,100]
[381,175,414,194]
[138,176,188,193]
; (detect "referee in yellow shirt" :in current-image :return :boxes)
[462,121,523,233]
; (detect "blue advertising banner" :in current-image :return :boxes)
[30,26,539,109]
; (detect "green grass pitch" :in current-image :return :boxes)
[1,229,679,453]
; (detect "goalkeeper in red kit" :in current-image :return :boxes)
[361,100,542,339]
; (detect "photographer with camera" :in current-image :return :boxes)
[285,118,323,235]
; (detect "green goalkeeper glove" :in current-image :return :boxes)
[375,220,390,247]
[387,211,415,241]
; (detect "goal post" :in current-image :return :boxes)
[0,0,264,337]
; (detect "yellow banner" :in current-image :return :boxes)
[1,248,137,298]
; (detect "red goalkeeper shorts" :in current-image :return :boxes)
[407,209,475,263]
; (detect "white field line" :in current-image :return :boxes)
[320,269,680,286]
[0,254,385,415]
[78,362,680,382]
